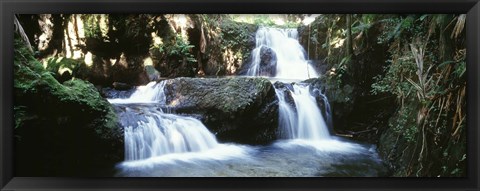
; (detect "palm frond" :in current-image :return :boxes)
[451,14,466,39]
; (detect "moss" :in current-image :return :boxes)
[198,17,257,75]
[62,79,109,112]
[14,37,119,139]
[14,37,123,176]
[304,76,354,105]
[14,44,62,94]
[166,77,272,113]
[163,77,278,144]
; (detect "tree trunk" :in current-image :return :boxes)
[14,15,33,53]
[346,14,353,58]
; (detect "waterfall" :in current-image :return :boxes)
[275,84,331,140]
[108,81,167,104]
[246,27,319,80]
[246,27,331,140]
[121,107,219,161]
[109,81,220,161]
[314,89,333,129]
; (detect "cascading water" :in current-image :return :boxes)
[290,85,331,140]
[108,81,167,104]
[245,27,331,141]
[275,84,331,140]
[108,81,220,161]
[110,26,386,177]
[122,108,219,161]
[246,27,319,80]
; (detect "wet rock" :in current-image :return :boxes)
[303,77,355,134]
[163,77,278,144]
[258,46,277,76]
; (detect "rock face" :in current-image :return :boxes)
[163,77,278,144]
[14,40,123,176]
[188,16,257,76]
[303,77,355,134]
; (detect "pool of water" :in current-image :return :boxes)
[116,138,389,177]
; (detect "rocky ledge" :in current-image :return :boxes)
[163,77,278,145]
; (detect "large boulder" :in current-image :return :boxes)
[14,40,123,176]
[163,77,278,144]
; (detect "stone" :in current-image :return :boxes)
[163,77,278,144]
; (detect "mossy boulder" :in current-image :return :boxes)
[14,40,122,176]
[164,77,278,144]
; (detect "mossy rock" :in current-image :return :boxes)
[164,77,278,144]
[14,39,122,176]
[45,57,84,82]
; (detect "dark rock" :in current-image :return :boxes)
[100,87,135,99]
[273,81,295,106]
[110,55,150,86]
[163,77,278,145]
[258,46,277,76]
[154,55,196,78]
[303,77,355,134]
[112,82,132,90]
[13,40,123,176]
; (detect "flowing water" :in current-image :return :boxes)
[108,80,387,177]
[246,27,319,80]
[109,26,388,177]
[275,84,331,140]
[108,81,167,104]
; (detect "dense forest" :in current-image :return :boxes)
[14,14,466,177]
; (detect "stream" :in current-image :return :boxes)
[108,27,389,177]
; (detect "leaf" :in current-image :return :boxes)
[419,14,429,21]
[407,78,422,92]
[438,60,456,68]
[451,14,466,39]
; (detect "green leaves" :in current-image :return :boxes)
[453,61,466,78]
[152,34,197,64]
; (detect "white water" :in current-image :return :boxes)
[123,109,220,161]
[108,81,221,161]
[275,84,330,140]
[246,27,319,80]
[117,137,386,177]
[108,81,167,104]
[108,79,386,177]
[108,26,387,176]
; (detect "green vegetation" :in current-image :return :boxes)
[44,57,86,82]
[230,14,304,28]
[14,36,123,176]
[302,14,466,177]
[14,14,467,177]
[151,34,196,63]
[14,38,118,135]
[83,14,105,39]
[218,20,253,57]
